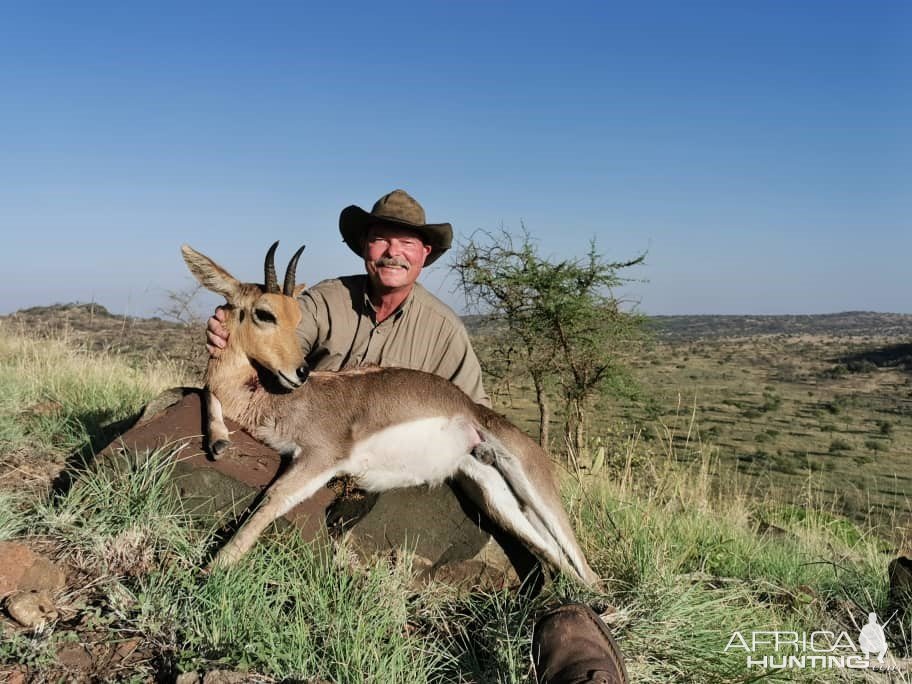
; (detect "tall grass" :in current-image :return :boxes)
[0,322,189,457]
[566,425,908,682]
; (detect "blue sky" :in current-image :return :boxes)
[1,1,909,317]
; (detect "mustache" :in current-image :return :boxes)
[375,257,410,270]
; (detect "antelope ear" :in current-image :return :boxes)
[181,245,242,302]
[292,283,308,298]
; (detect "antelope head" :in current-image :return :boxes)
[181,242,309,389]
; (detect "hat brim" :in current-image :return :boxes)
[339,205,452,266]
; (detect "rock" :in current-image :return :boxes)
[1,667,27,684]
[0,542,66,598]
[175,673,202,684]
[112,636,144,665]
[889,556,912,611]
[97,388,540,591]
[5,590,58,629]
[134,387,194,428]
[56,642,94,671]
[340,485,524,588]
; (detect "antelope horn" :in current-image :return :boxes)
[264,241,280,293]
[283,245,307,296]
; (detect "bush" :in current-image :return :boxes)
[877,420,894,436]
[829,438,851,454]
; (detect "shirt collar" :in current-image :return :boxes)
[361,278,418,322]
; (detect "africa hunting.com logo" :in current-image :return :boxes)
[724,611,907,672]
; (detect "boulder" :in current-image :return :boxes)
[0,542,66,598]
[98,388,539,591]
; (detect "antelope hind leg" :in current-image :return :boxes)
[210,452,337,568]
[474,429,599,587]
[457,458,584,584]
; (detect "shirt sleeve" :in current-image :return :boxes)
[296,290,322,356]
[433,324,491,407]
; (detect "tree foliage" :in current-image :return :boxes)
[452,228,646,454]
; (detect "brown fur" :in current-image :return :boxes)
[181,244,599,585]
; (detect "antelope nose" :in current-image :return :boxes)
[296,366,310,383]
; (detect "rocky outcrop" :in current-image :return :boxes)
[98,388,539,591]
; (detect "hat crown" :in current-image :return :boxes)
[371,189,426,227]
[339,189,452,265]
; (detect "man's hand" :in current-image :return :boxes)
[206,307,229,357]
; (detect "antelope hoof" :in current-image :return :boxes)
[210,439,231,459]
[210,545,243,569]
[472,441,497,466]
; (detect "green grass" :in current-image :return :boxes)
[568,460,901,682]
[18,447,443,682]
[12,440,905,681]
[0,490,25,541]
[559,330,912,542]
[1,325,909,682]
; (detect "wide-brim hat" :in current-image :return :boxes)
[339,189,453,266]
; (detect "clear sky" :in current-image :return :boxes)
[1,1,909,317]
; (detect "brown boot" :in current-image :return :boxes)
[532,604,629,684]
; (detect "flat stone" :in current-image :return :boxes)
[0,667,26,684]
[175,673,201,684]
[0,542,66,598]
[56,642,94,671]
[97,388,540,591]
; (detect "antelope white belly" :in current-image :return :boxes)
[345,416,478,492]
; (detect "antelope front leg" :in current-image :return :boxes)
[210,454,337,568]
[205,390,232,459]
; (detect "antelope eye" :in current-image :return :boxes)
[253,308,276,324]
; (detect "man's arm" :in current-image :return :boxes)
[433,325,491,407]
[295,291,321,358]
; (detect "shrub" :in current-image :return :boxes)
[829,438,851,454]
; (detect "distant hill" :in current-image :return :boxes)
[648,311,912,340]
[1,302,206,374]
[465,310,912,341]
[5,304,910,352]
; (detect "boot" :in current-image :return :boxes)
[532,603,629,684]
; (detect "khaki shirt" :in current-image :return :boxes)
[296,275,490,406]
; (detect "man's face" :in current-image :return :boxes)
[363,224,432,292]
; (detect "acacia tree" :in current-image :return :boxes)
[452,228,645,454]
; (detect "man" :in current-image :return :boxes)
[207,189,489,407]
[207,189,627,684]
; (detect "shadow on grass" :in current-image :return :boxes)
[49,389,201,498]
[838,343,912,373]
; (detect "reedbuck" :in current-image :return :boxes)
[181,242,599,586]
